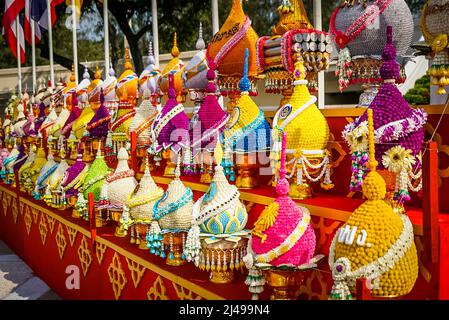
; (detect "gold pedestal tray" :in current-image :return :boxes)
[163,232,187,266]
[235,154,259,189]
[109,209,126,237]
[263,269,306,300]
[200,236,249,284]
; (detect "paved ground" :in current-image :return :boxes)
[0,240,61,300]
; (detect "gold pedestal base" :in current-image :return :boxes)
[114,225,127,238]
[289,183,312,200]
[109,210,127,237]
[210,270,235,284]
[164,161,176,177]
[200,172,212,184]
[263,269,306,300]
[96,216,107,228]
[72,209,81,219]
[235,158,258,189]
[166,252,186,267]
[163,232,187,266]
[138,241,148,250]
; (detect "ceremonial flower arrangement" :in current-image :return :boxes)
[330,108,418,300]
[243,132,322,300]
[343,26,427,202]
[271,59,333,198]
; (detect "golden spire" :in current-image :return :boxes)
[70,64,75,82]
[94,65,102,80]
[124,47,133,70]
[171,32,180,58]
[272,0,314,36]
[367,108,378,172]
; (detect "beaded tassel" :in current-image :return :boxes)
[136,226,141,245]
[169,233,175,260]
[200,252,205,270]
[130,224,135,244]
[296,161,303,185]
[223,251,228,271]
[206,251,210,271]
[230,249,235,271]
[211,251,215,272]
[217,251,222,272]
[181,233,186,260]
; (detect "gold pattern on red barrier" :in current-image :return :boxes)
[24,208,32,236]
[1,191,8,216]
[125,257,146,289]
[12,199,18,224]
[311,217,342,252]
[328,132,347,169]
[38,213,48,245]
[46,215,56,233]
[66,225,78,247]
[95,242,108,265]
[147,276,168,300]
[2,193,10,216]
[19,200,25,216]
[172,283,203,300]
[56,223,67,260]
[31,207,40,224]
[77,236,92,277]
[108,252,127,300]
[296,269,329,300]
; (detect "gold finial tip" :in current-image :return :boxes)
[94,65,102,79]
[70,64,76,82]
[124,47,133,70]
[171,32,180,58]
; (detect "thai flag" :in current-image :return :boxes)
[24,0,42,45]
[31,0,64,31]
[1,0,26,63]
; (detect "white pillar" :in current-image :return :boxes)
[31,21,37,93]
[313,0,325,109]
[72,0,79,83]
[16,16,22,95]
[151,0,159,66]
[47,0,55,88]
[211,0,219,35]
[104,0,110,74]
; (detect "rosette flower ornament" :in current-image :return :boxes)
[243,132,321,300]
[342,26,427,205]
[329,108,418,300]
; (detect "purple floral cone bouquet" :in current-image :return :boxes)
[30,102,47,137]
[13,144,28,172]
[343,26,427,203]
[150,73,190,156]
[191,68,229,158]
[60,144,90,206]
[62,92,82,139]
[86,90,111,139]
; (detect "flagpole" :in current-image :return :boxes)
[31,19,37,93]
[72,0,78,83]
[16,16,22,95]
[104,0,110,73]
[151,0,159,66]
[47,0,55,88]
[211,0,219,35]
